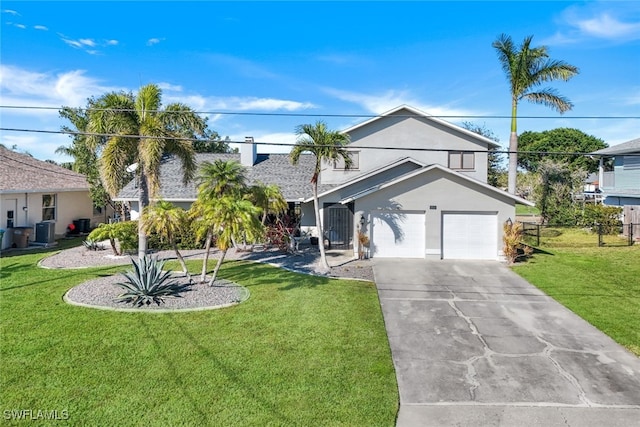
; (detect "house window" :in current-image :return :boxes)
[334,152,359,170]
[42,194,56,221]
[449,152,475,170]
[623,155,640,170]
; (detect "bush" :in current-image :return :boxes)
[115,256,190,306]
[88,221,138,255]
[575,204,622,234]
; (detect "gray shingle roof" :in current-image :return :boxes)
[0,145,89,193]
[593,138,640,155]
[115,153,334,202]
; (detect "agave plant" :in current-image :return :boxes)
[115,255,190,306]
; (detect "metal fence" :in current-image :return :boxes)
[520,222,638,248]
[598,223,638,247]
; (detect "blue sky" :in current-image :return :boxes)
[1,1,639,163]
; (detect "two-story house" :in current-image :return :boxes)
[593,137,640,229]
[116,105,532,260]
[594,138,640,206]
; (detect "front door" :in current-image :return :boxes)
[323,202,354,249]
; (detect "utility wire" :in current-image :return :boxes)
[1,126,635,157]
[0,105,638,120]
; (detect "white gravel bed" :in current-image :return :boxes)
[64,274,249,312]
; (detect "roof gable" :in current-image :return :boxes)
[0,146,89,193]
[342,105,500,149]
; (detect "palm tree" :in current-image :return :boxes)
[206,196,263,286]
[249,182,288,225]
[289,121,351,271]
[141,201,191,279]
[191,159,249,282]
[86,84,205,258]
[492,34,579,194]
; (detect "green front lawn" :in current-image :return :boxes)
[512,228,640,356]
[0,244,398,426]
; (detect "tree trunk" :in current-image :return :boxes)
[507,100,519,195]
[208,248,227,287]
[313,181,330,271]
[507,131,519,195]
[200,231,212,283]
[173,243,191,280]
[137,172,149,258]
[109,237,119,256]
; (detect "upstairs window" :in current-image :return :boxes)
[623,155,640,170]
[449,152,475,170]
[42,194,56,221]
[334,152,359,170]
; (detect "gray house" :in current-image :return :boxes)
[593,137,640,207]
[116,105,532,260]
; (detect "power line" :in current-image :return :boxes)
[2,126,635,157]
[1,105,638,120]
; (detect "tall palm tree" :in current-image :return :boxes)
[290,121,351,271]
[492,34,579,194]
[141,201,191,279]
[86,84,205,258]
[206,196,263,286]
[191,159,249,283]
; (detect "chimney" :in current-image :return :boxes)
[241,136,257,167]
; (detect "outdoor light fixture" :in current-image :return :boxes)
[360,215,366,226]
[22,206,28,212]
[505,217,513,226]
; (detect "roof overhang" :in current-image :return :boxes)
[332,163,534,206]
[1,188,89,195]
[302,157,425,203]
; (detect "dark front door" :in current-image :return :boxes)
[323,202,354,249]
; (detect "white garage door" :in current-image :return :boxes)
[442,212,498,260]
[371,211,425,258]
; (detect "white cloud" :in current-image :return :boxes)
[58,34,118,54]
[0,65,120,110]
[2,9,20,16]
[324,87,479,119]
[164,93,315,113]
[550,5,640,44]
[13,23,26,29]
[34,25,48,31]
[106,39,118,46]
[0,132,72,162]
[574,13,640,40]
[157,82,183,92]
[147,38,163,46]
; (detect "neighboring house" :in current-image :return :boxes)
[116,105,533,260]
[0,146,109,249]
[593,137,640,207]
[593,137,640,231]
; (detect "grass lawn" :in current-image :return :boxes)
[0,241,398,426]
[515,204,540,216]
[512,227,640,356]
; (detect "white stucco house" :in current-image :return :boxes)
[116,105,532,260]
[0,145,109,249]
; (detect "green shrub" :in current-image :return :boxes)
[88,221,138,255]
[575,204,622,234]
[115,256,190,306]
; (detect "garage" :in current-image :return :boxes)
[371,211,425,258]
[442,212,498,260]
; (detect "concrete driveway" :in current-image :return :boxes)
[373,259,640,427]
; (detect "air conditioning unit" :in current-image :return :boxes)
[35,222,56,244]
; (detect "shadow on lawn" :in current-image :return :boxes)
[219,260,333,290]
[139,315,296,425]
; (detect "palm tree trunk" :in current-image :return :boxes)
[200,231,212,283]
[208,248,227,286]
[313,181,330,271]
[109,237,119,256]
[137,172,149,258]
[507,100,519,195]
[507,131,519,195]
[173,243,191,280]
